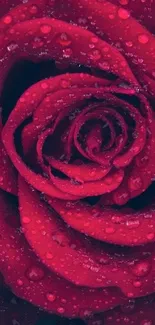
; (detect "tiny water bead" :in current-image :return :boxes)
[56,33,72,46]
[131,260,151,277]
[7,42,18,52]
[29,5,39,14]
[141,321,153,325]
[63,48,73,58]
[22,217,31,224]
[46,293,56,302]
[138,34,149,44]
[40,24,52,34]
[118,8,130,19]
[57,307,65,314]
[3,15,12,24]
[26,266,45,281]
[89,49,102,61]
[128,176,143,191]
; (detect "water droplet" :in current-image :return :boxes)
[133,280,142,287]
[29,5,38,14]
[52,232,68,247]
[32,37,44,48]
[22,217,31,224]
[118,8,130,19]
[131,260,151,277]
[147,232,155,240]
[105,227,115,234]
[126,219,140,229]
[40,24,52,34]
[26,266,45,281]
[41,82,48,89]
[57,307,65,314]
[83,310,92,317]
[89,49,101,61]
[63,48,73,58]
[17,279,23,286]
[56,33,71,46]
[138,34,149,44]
[7,42,18,52]
[141,321,153,325]
[99,61,110,71]
[126,41,133,47]
[46,293,56,302]
[111,215,123,224]
[60,79,70,88]
[91,37,99,44]
[109,14,115,19]
[128,176,143,191]
[46,252,53,259]
[3,15,12,24]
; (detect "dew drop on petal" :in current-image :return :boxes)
[128,176,143,191]
[133,280,142,287]
[60,79,71,88]
[105,227,116,234]
[7,43,18,52]
[138,34,149,44]
[46,293,56,302]
[111,216,123,224]
[57,307,65,314]
[99,61,110,71]
[131,260,151,277]
[147,233,155,240]
[41,82,48,89]
[17,279,23,286]
[89,49,101,61]
[46,252,54,259]
[126,219,140,229]
[141,321,153,325]
[40,24,52,34]
[118,8,130,19]
[3,15,12,24]
[29,5,38,14]
[26,266,45,281]
[22,217,31,224]
[126,41,133,47]
[63,48,73,58]
[56,33,72,46]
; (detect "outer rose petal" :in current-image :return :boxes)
[87,295,155,325]
[0,189,125,317]
[55,0,155,94]
[0,118,17,195]
[46,197,155,246]
[18,177,155,299]
[110,0,155,34]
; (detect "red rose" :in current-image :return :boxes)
[0,0,155,324]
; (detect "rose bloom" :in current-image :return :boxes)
[0,0,155,324]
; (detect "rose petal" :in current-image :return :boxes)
[59,0,155,93]
[87,295,155,325]
[0,189,124,316]
[47,197,155,246]
[0,118,17,195]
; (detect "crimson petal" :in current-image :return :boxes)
[0,189,124,317]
